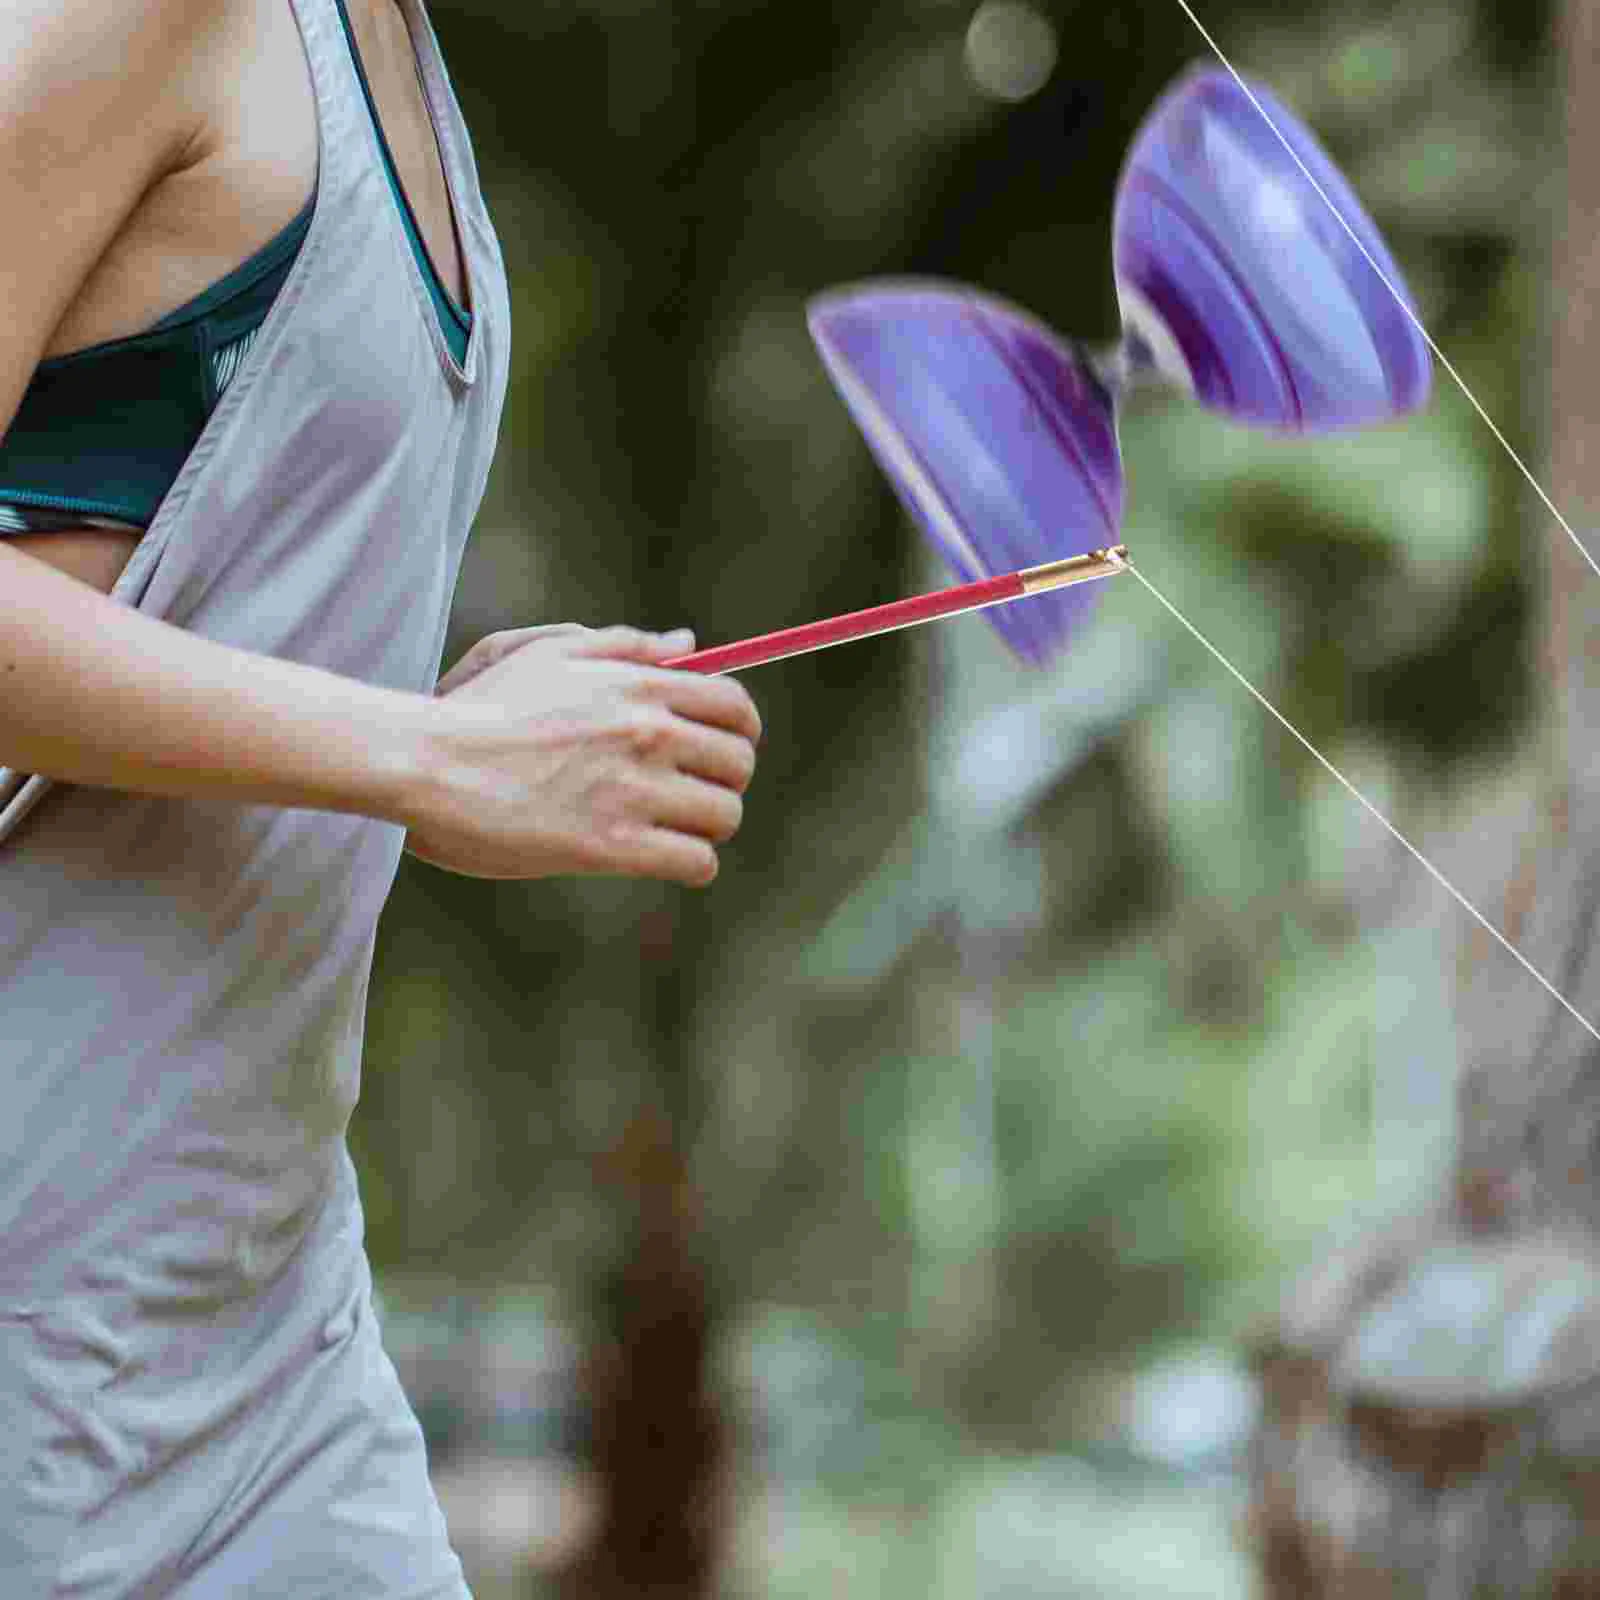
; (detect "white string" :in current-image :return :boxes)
[1150,0,1600,1040]
[1170,0,1600,584]
[1119,556,1600,1045]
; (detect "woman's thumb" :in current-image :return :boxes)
[583,625,696,661]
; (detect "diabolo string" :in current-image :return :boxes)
[1126,2,1600,1043]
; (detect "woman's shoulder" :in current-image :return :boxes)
[4,0,235,60]
[0,0,240,425]
[1,0,234,154]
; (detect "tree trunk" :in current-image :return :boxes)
[1247,6,1600,1593]
[548,1105,729,1600]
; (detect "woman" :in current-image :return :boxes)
[0,0,760,1593]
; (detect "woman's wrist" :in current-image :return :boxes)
[341,686,451,832]
[378,691,466,836]
[392,693,562,875]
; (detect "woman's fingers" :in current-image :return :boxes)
[441,624,699,699]
[656,715,756,793]
[564,626,761,742]
[632,666,762,743]
[435,623,592,696]
[600,826,720,888]
[572,625,696,665]
[640,768,744,842]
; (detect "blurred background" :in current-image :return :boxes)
[358,0,1596,1593]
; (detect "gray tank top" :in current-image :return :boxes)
[0,1,508,1592]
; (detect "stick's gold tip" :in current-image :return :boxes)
[1018,544,1133,596]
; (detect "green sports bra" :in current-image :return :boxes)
[0,0,471,537]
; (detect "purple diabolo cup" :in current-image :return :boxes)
[807,64,1433,664]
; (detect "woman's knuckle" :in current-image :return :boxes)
[569,833,612,873]
[581,815,636,863]
[607,816,642,849]
[600,769,642,812]
[625,707,670,757]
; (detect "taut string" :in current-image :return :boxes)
[1133,3,1599,1040]
[1120,555,1600,1046]
[1171,0,1600,585]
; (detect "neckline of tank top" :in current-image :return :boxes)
[332,0,472,340]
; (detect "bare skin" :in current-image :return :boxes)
[20,0,458,593]
[0,0,760,885]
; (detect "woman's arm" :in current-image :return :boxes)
[0,553,759,884]
[0,545,435,816]
[0,0,760,885]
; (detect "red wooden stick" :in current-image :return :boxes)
[663,545,1128,675]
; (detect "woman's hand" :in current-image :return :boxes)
[403,624,761,885]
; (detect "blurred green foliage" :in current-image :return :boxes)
[353,0,1560,1563]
